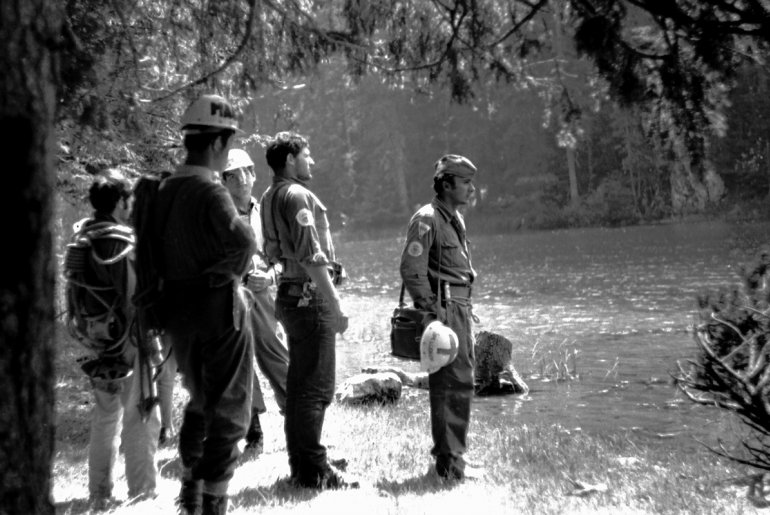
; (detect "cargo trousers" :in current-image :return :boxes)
[428,300,475,479]
[163,281,254,496]
[88,354,161,500]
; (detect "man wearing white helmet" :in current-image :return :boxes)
[222,148,289,452]
[154,94,256,515]
[399,154,480,482]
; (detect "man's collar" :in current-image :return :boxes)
[432,197,456,221]
[175,164,217,181]
[93,212,119,223]
[272,176,305,187]
[238,196,258,216]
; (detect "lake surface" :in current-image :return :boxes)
[333,220,770,451]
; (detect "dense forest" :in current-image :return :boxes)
[57,55,770,233]
[237,58,770,233]
[54,1,770,234]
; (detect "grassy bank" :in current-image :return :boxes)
[52,295,764,514]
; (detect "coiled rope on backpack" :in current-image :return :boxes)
[64,219,135,358]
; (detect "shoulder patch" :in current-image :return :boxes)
[296,208,314,227]
[407,241,424,257]
[418,222,431,238]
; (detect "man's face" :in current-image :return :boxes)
[444,176,476,207]
[292,146,314,182]
[116,195,133,223]
[222,166,255,199]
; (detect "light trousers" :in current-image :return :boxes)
[88,356,160,499]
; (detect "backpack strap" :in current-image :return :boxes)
[263,181,292,265]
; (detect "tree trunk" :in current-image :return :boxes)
[391,128,411,218]
[766,140,770,200]
[551,0,580,207]
[670,139,725,214]
[566,146,579,207]
[0,1,61,512]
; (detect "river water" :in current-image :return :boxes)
[334,220,770,451]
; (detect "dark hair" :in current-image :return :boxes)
[183,129,236,153]
[265,131,308,173]
[89,168,132,213]
[433,174,456,195]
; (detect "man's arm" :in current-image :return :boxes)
[399,211,444,322]
[244,268,272,292]
[206,184,258,282]
[303,264,347,334]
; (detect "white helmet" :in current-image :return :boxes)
[420,320,459,374]
[181,94,242,134]
[225,149,254,171]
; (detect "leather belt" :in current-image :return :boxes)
[447,285,472,299]
[279,282,316,297]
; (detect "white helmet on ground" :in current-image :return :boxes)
[181,94,242,134]
[420,320,459,374]
[225,149,254,171]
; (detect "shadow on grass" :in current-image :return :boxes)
[230,476,323,507]
[158,454,184,480]
[54,497,91,515]
[375,469,460,495]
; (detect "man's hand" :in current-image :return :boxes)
[302,263,349,334]
[245,270,272,293]
[335,313,349,334]
[421,303,446,326]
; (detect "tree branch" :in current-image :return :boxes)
[152,0,258,103]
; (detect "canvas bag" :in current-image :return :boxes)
[390,283,425,359]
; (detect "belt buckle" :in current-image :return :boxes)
[297,281,313,307]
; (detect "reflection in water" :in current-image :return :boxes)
[336,221,770,451]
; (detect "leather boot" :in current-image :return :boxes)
[176,479,202,515]
[201,493,228,515]
[245,409,263,453]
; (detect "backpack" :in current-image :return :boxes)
[131,172,172,334]
[64,218,135,358]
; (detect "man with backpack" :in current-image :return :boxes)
[64,168,160,510]
[153,94,256,515]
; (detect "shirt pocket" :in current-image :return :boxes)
[440,241,467,269]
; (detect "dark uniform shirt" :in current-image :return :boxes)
[399,197,475,309]
[260,177,335,282]
[158,168,255,287]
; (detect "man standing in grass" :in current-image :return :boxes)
[155,94,256,514]
[222,148,290,452]
[260,131,353,489]
[399,154,480,481]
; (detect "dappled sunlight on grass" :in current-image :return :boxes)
[52,294,765,514]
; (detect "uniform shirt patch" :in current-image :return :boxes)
[407,241,423,257]
[296,208,314,227]
[418,222,431,238]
